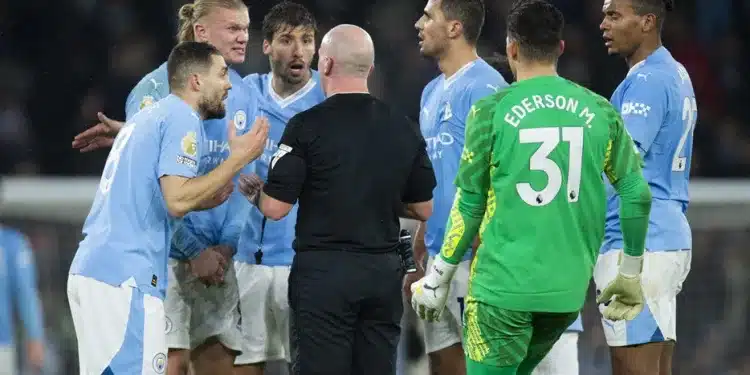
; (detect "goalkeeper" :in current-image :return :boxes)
[410,0,652,374]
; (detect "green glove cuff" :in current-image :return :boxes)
[619,253,643,277]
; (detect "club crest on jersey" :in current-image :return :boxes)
[234,110,247,130]
[270,144,292,169]
[152,353,166,374]
[181,131,198,157]
[139,95,155,110]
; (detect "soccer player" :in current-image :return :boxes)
[0,225,44,375]
[408,0,508,373]
[233,3,325,374]
[67,41,268,375]
[70,1,260,373]
[597,0,695,373]
[411,1,653,375]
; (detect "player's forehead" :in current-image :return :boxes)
[209,54,228,73]
[424,0,444,19]
[206,6,250,28]
[271,24,316,40]
[602,0,635,14]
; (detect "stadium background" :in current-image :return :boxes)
[0,0,749,374]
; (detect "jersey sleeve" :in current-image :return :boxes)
[264,115,307,204]
[219,191,250,251]
[439,101,494,264]
[7,232,43,340]
[158,114,202,179]
[170,213,214,260]
[618,75,668,153]
[604,110,652,258]
[125,77,168,120]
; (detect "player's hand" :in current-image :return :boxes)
[199,181,234,210]
[410,256,457,322]
[402,264,424,300]
[189,247,228,285]
[238,173,264,205]
[26,340,44,371]
[596,254,645,321]
[228,116,269,164]
[72,112,124,152]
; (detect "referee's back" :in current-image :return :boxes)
[269,92,436,253]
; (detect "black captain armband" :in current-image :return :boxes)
[397,229,418,274]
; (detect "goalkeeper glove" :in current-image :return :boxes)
[410,255,457,322]
[596,253,645,321]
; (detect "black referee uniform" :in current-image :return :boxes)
[262,92,436,375]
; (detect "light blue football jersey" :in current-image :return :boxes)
[70,95,206,299]
[235,71,326,266]
[602,47,696,253]
[419,59,508,259]
[126,63,260,260]
[0,226,43,347]
[126,63,260,172]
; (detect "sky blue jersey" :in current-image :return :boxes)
[70,95,205,299]
[602,47,696,253]
[0,226,43,347]
[235,71,326,266]
[419,59,508,259]
[126,63,260,260]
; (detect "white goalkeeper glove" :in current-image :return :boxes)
[596,253,645,321]
[410,256,458,322]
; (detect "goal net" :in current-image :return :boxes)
[2,177,749,375]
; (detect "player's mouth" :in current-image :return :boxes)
[232,47,246,55]
[289,61,305,76]
[418,34,425,46]
[602,35,614,48]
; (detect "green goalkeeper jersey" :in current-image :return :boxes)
[442,75,647,313]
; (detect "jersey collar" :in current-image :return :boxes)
[268,73,317,109]
[627,46,669,76]
[443,58,478,90]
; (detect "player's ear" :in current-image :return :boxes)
[558,40,566,56]
[194,23,208,42]
[262,39,272,55]
[188,73,201,93]
[447,20,462,40]
[641,13,657,32]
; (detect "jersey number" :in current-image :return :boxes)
[516,127,583,206]
[672,96,697,172]
[99,124,135,194]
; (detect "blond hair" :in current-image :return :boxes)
[177,0,247,42]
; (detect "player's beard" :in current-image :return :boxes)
[199,93,226,120]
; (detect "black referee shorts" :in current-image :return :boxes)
[288,250,404,375]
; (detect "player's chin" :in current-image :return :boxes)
[227,52,246,65]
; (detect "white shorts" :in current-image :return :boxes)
[593,249,692,346]
[0,345,16,375]
[67,274,167,375]
[422,256,471,354]
[531,331,579,375]
[234,262,291,365]
[164,259,242,352]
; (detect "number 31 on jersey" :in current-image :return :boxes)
[516,127,583,207]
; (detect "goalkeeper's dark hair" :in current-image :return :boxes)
[167,41,222,90]
[483,53,513,83]
[440,0,486,45]
[507,0,564,63]
[631,0,674,30]
[262,1,318,41]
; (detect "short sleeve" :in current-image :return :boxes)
[158,113,202,179]
[604,110,645,184]
[125,76,168,120]
[618,75,668,153]
[264,115,307,204]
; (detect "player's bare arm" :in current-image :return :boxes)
[161,117,269,218]
[71,112,124,152]
[196,180,235,211]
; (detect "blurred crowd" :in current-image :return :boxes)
[2,0,750,374]
[1,0,750,176]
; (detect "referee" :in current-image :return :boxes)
[252,24,436,375]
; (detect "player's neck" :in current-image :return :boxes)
[438,43,478,79]
[271,70,311,98]
[513,63,558,82]
[172,91,204,119]
[626,37,662,69]
[324,77,369,97]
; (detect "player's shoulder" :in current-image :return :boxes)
[624,49,688,92]
[0,226,29,248]
[466,59,506,86]
[564,78,618,114]
[421,75,441,98]
[242,72,265,91]
[134,62,169,91]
